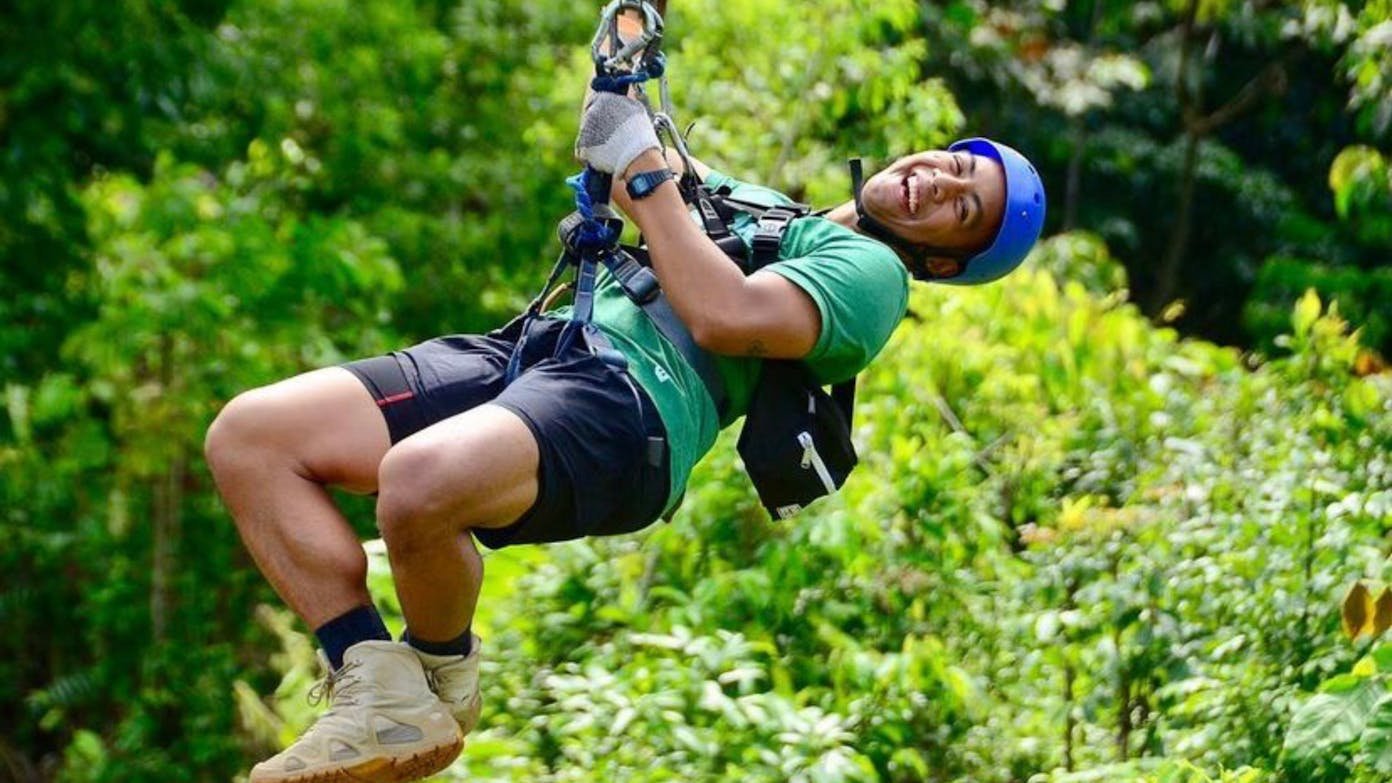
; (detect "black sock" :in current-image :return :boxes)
[314,605,392,670]
[403,627,473,658]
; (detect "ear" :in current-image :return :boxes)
[924,256,964,279]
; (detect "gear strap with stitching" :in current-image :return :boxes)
[610,183,854,424]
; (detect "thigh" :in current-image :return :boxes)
[474,350,670,549]
[379,402,543,531]
[356,319,669,547]
[342,326,519,445]
[223,367,391,494]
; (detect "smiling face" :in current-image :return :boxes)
[860,149,1008,266]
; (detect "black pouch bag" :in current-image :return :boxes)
[737,360,858,519]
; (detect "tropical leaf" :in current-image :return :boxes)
[1284,679,1386,761]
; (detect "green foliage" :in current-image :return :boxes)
[3,0,1391,780]
[1281,644,1392,781]
[1338,1,1392,135]
[249,244,1388,783]
[1328,146,1392,246]
[921,0,1392,353]
[1245,257,1392,355]
[1035,759,1269,783]
[663,0,963,201]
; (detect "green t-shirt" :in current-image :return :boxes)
[550,169,910,514]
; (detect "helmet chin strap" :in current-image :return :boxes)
[850,158,931,276]
[848,158,966,281]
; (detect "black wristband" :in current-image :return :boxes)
[625,168,675,201]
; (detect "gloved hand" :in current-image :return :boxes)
[575,92,660,177]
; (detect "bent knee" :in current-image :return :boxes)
[204,387,284,473]
[207,369,391,492]
[376,443,454,534]
[376,441,504,539]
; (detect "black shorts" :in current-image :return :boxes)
[342,316,670,549]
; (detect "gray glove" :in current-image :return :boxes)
[575,92,661,176]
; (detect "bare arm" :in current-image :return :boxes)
[579,4,814,357]
[618,149,820,359]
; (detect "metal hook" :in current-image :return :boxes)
[590,0,665,76]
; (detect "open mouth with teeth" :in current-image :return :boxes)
[900,173,920,216]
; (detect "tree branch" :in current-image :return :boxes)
[1193,62,1288,135]
[1175,0,1200,121]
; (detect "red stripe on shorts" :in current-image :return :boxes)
[376,391,415,407]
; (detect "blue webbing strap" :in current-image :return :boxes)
[584,323,665,468]
[508,0,665,380]
[504,251,572,383]
[505,8,670,389]
[555,255,599,359]
[553,169,618,360]
[506,167,620,384]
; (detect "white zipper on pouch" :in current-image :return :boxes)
[797,431,837,494]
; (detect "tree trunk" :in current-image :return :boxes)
[151,455,185,646]
[1063,578,1078,771]
[1112,555,1132,760]
[1064,0,1105,231]
[1149,0,1286,315]
[1150,0,1202,315]
[1152,129,1200,313]
[1063,662,1076,771]
[1116,626,1132,760]
[1063,114,1087,231]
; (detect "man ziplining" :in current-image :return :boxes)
[203,2,1046,780]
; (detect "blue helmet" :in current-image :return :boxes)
[941,137,1047,285]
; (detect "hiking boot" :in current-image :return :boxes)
[249,640,463,783]
[412,635,483,735]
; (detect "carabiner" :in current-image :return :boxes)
[590,0,664,77]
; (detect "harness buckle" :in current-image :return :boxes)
[619,267,660,304]
[581,323,630,371]
[559,211,625,256]
[751,207,798,266]
[606,249,661,304]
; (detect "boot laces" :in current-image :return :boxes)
[307,660,364,708]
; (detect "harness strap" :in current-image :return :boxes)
[612,189,828,420]
[555,256,600,359]
[690,189,855,425]
[709,192,811,219]
[585,325,666,469]
[522,183,847,427]
[617,246,728,417]
[694,190,733,237]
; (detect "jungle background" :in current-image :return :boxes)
[3,0,1392,781]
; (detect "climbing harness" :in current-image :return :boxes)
[508,0,859,517]
[679,184,861,518]
[506,0,667,386]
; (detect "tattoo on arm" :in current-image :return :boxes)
[746,339,769,358]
